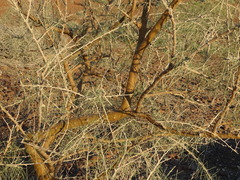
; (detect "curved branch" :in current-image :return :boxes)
[24,144,53,180]
[25,109,240,179]
[26,111,131,146]
[24,111,130,179]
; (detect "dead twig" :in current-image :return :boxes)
[212,65,240,134]
[0,103,26,136]
[136,63,175,112]
[190,24,240,59]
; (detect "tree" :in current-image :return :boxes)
[1,0,240,179]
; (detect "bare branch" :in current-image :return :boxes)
[121,0,182,111]
[136,63,175,112]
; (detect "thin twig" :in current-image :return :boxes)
[145,90,189,97]
[136,63,175,112]
[170,9,176,58]
[212,65,240,134]
[111,0,137,29]
[190,24,240,59]
[0,103,26,136]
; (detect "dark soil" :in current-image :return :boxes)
[162,140,240,180]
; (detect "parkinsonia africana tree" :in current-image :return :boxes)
[1,0,240,179]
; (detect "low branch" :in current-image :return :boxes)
[25,109,240,179]
[143,114,240,140]
[24,144,54,180]
[26,111,130,145]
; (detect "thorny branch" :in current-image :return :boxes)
[5,0,240,179]
[121,0,182,111]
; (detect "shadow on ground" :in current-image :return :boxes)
[162,139,240,180]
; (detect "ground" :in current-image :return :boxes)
[0,1,240,179]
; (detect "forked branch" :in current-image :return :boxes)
[121,0,182,111]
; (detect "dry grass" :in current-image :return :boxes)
[0,0,240,179]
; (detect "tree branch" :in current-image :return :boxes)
[121,0,182,111]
